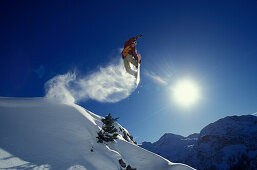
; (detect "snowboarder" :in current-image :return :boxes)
[122,35,142,78]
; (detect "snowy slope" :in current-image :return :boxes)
[0,97,193,170]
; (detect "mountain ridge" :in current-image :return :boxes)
[140,115,257,169]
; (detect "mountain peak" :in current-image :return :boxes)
[200,115,257,137]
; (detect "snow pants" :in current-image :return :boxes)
[123,54,138,77]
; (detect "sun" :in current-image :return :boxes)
[172,79,200,107]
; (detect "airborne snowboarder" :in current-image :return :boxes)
[122,35,142,80]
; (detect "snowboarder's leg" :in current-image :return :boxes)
[126,54,138,67]
[123,55,137,77]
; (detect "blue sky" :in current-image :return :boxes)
[1,0,257,143]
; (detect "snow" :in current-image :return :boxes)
[0,97,193,170]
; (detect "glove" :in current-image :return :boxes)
[136,35,142,39]
[138,54,141,64]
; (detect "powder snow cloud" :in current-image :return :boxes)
[45,58,137,104]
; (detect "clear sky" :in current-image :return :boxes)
[1,0,257,143]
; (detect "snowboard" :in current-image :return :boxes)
[136,63,140,86]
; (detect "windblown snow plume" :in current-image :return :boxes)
[45,59,136,103]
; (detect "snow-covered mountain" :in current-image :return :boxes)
[187,115,257,169]
[140,133,198,164]
[141,115,257,170]
[0,97,193,170]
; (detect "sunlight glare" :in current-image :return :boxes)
[172,79,200,107]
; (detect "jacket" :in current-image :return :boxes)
[122,37,138,60]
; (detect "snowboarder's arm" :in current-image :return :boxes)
[136,34,142,39]
[124,37,137,48]
[124,35,142,48]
